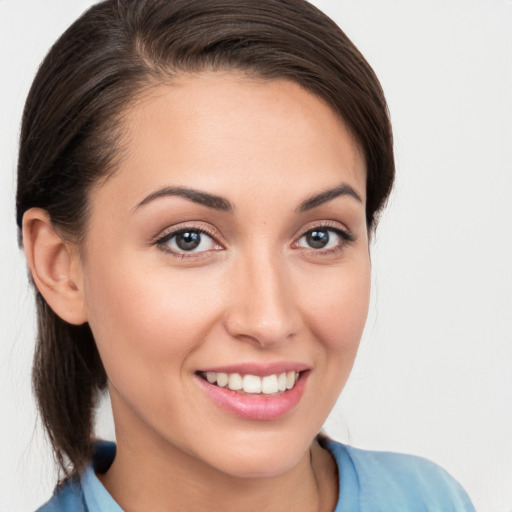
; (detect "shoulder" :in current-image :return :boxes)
[325,439,476,512]
[36,441,117,512]
[35,478,84,512]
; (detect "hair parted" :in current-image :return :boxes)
[16,0,394,478]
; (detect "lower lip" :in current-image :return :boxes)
[196,372,309,421]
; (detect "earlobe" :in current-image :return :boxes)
[22,208,87,325]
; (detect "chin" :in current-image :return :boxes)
[198,431,314,479]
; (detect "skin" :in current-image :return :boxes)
[25,72,370,511]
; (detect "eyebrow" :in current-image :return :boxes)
[134,182,362,214]
[297,183,363,212]
[134,186,233,212]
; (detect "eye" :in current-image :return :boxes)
[157,228,219,255]
[296,227,352,251]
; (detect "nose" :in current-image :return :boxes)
[224,251,301,348]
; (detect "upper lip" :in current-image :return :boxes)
[196,362,310,377]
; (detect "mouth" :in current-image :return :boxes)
[195,367,310,420]
[197,370,301,396]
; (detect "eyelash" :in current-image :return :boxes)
[293,223,355,256]
[153,222,354,259]
[153,223,221,259]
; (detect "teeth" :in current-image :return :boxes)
[243,374,262,393]
[277,373,287,392]
[286,371,296,390]
[216,372,228,388]
[228,373,243,391]
[203,371,300,395]
[261,374,279,394]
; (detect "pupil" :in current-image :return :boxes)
[307,230,329,249]
[176,231,201,251]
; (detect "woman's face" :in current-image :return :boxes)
[77,72,370,478]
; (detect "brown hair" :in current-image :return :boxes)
[16,0,394,478]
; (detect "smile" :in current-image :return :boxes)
[199,371,300,395]
[196,368,309,421]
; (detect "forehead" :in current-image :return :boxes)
[96,72,366,211]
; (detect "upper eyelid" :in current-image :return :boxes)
[152,219,354,247]
[154,223,221,244]
[295,220,353,240]
[153,226,223,258]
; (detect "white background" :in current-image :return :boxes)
[1,1,511,511]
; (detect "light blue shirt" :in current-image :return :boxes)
[82,465,123,512]
[38,439,476,511]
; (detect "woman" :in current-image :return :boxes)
[16,0,475,510]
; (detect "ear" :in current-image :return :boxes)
[22,208,87,325]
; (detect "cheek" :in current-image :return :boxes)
[81,255,222,380]
[299,256,371,355]
[290,254,370,430]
